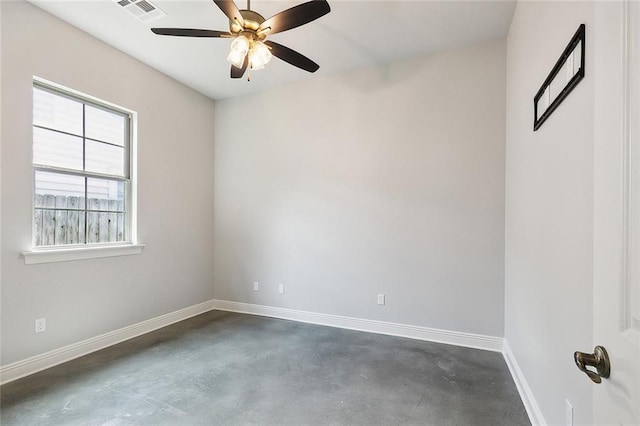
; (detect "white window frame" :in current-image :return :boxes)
[22,77,143,264]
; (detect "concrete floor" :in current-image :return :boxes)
[1,311,530,425]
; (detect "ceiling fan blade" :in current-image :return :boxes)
[259,0,330,35]
[231,55,249,79]
[151,28,232,38]
[265,41,319,73]
[213,0,245,28]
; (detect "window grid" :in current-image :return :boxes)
[32,124,127,150]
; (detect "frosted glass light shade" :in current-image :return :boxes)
[249,41,272,70]
[227,36,250,68]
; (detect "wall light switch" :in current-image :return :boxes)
[377,294,385,305]
[253,281,259,291]
[279,284,285,294]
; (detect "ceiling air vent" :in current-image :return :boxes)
[114,0,166,23]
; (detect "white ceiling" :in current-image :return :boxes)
[29,0,516,100]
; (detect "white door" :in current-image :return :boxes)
[593,1,640,424]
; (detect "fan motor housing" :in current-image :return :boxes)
[230,10,265,33]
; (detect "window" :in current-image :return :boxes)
[31,79,136,250]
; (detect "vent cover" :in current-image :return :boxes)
[114,0,166,23]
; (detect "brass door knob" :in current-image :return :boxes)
[574,346,611,384]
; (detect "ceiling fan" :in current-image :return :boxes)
[151,0,331,79]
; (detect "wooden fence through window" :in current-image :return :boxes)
[34,194,125,246]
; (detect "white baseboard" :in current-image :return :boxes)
[1,298,505,387]
[211,299,504,352]
[503,340,546,426]
[0,300,215,385]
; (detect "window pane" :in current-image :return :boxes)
[34,171,86,247]
[33,127,83,170]
[33,87,83,135]
[35,170,85,199]
[87,178,125,206]
[85,105,126,146]
[85,140,125,176]
[87,178,126,243]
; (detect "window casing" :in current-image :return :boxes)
[32,79,135,248]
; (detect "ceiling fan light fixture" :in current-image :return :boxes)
[227,35,250,68]
[249,41,272,70]
[152,0,331,79]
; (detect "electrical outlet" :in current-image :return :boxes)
[279,284,285,294]
[377,294,385,305]
[253,281,259,291]
[565,399,574,426]
[35,317,46,333]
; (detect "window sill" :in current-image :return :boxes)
[22,244,145,265]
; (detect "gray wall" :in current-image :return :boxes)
[505,2,594,424]
[213,39,507,337]
[1,1,216,364]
